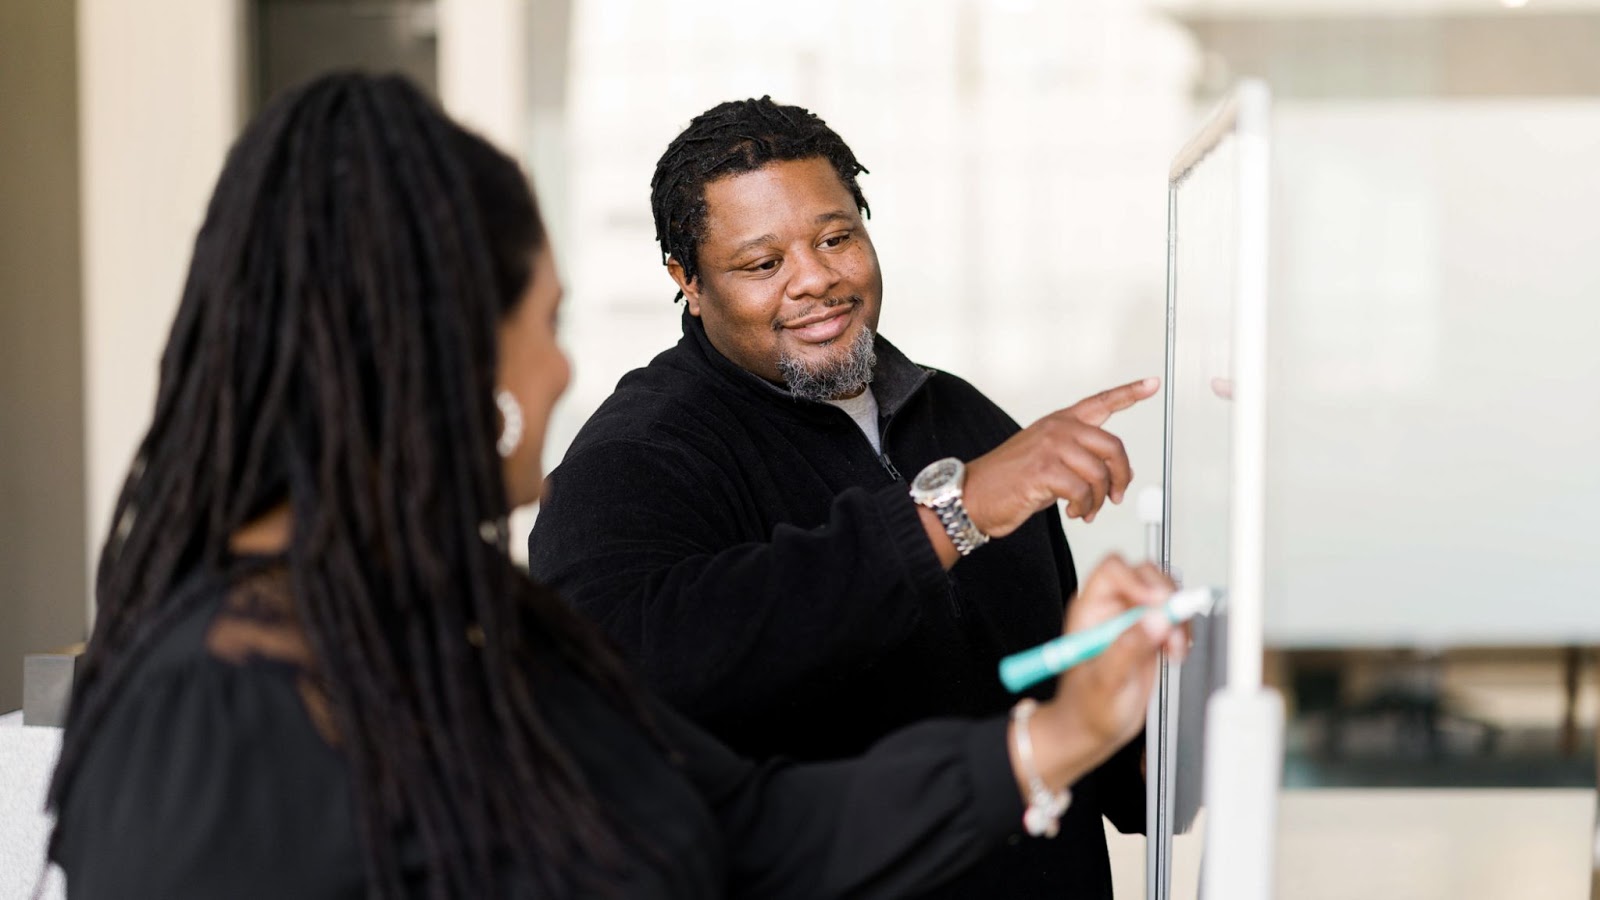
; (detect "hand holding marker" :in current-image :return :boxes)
[999,587,1220,693]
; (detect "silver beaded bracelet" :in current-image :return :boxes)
[1011,698,1072,838]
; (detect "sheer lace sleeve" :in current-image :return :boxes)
[51,568,362,899]
[204,565,341,745]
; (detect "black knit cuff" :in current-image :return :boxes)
[964,716,1027,843]
[868,481,950,601]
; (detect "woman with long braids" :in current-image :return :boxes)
[45,73,1185,899]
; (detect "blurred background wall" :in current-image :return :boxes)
[539,0,1197,577]
[0,0,86,717]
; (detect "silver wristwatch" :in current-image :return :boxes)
[909,457,990,556]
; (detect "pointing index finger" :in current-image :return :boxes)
[1070,377,1160,427]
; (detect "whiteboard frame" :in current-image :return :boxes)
[1149,79,1280,900]
[1164,79,1271,692]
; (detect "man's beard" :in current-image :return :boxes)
[776,323,877,402]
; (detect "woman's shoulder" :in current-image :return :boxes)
[52,561,362,898]
[99,560,341,745]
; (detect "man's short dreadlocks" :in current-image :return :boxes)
[650,96,871,301]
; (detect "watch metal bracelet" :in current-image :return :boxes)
[934,497,989,556]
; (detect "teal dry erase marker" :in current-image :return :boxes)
[998,587,1220,694]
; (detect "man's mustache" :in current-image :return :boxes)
[773,295,861,330]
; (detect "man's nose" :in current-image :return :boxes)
[785,246,841,302]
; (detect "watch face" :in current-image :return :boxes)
[913,458,961,494]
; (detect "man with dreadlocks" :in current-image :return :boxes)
[530,96,1160,898]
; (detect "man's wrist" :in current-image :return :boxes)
[908,457,990,559]
[917,505,962,570]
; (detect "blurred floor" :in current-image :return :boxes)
[1107,788,1596,899]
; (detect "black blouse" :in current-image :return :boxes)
[50,565,1033,898]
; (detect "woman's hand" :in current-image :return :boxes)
[1008,555,1187,795]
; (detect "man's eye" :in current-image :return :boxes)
[749,259,780,272]
[821,233,850,248]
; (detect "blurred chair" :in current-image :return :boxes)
[1291,651,1500,762]
[1,693,66,898]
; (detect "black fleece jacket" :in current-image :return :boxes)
[530,312,1144,899]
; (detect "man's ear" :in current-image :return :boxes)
[667,257,703,317]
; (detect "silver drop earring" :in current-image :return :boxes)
[495,388,523,458]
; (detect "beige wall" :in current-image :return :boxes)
[76,0,247,625]
[439,0,530,153]
[0,1,88,711]
[0,0,248,705]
